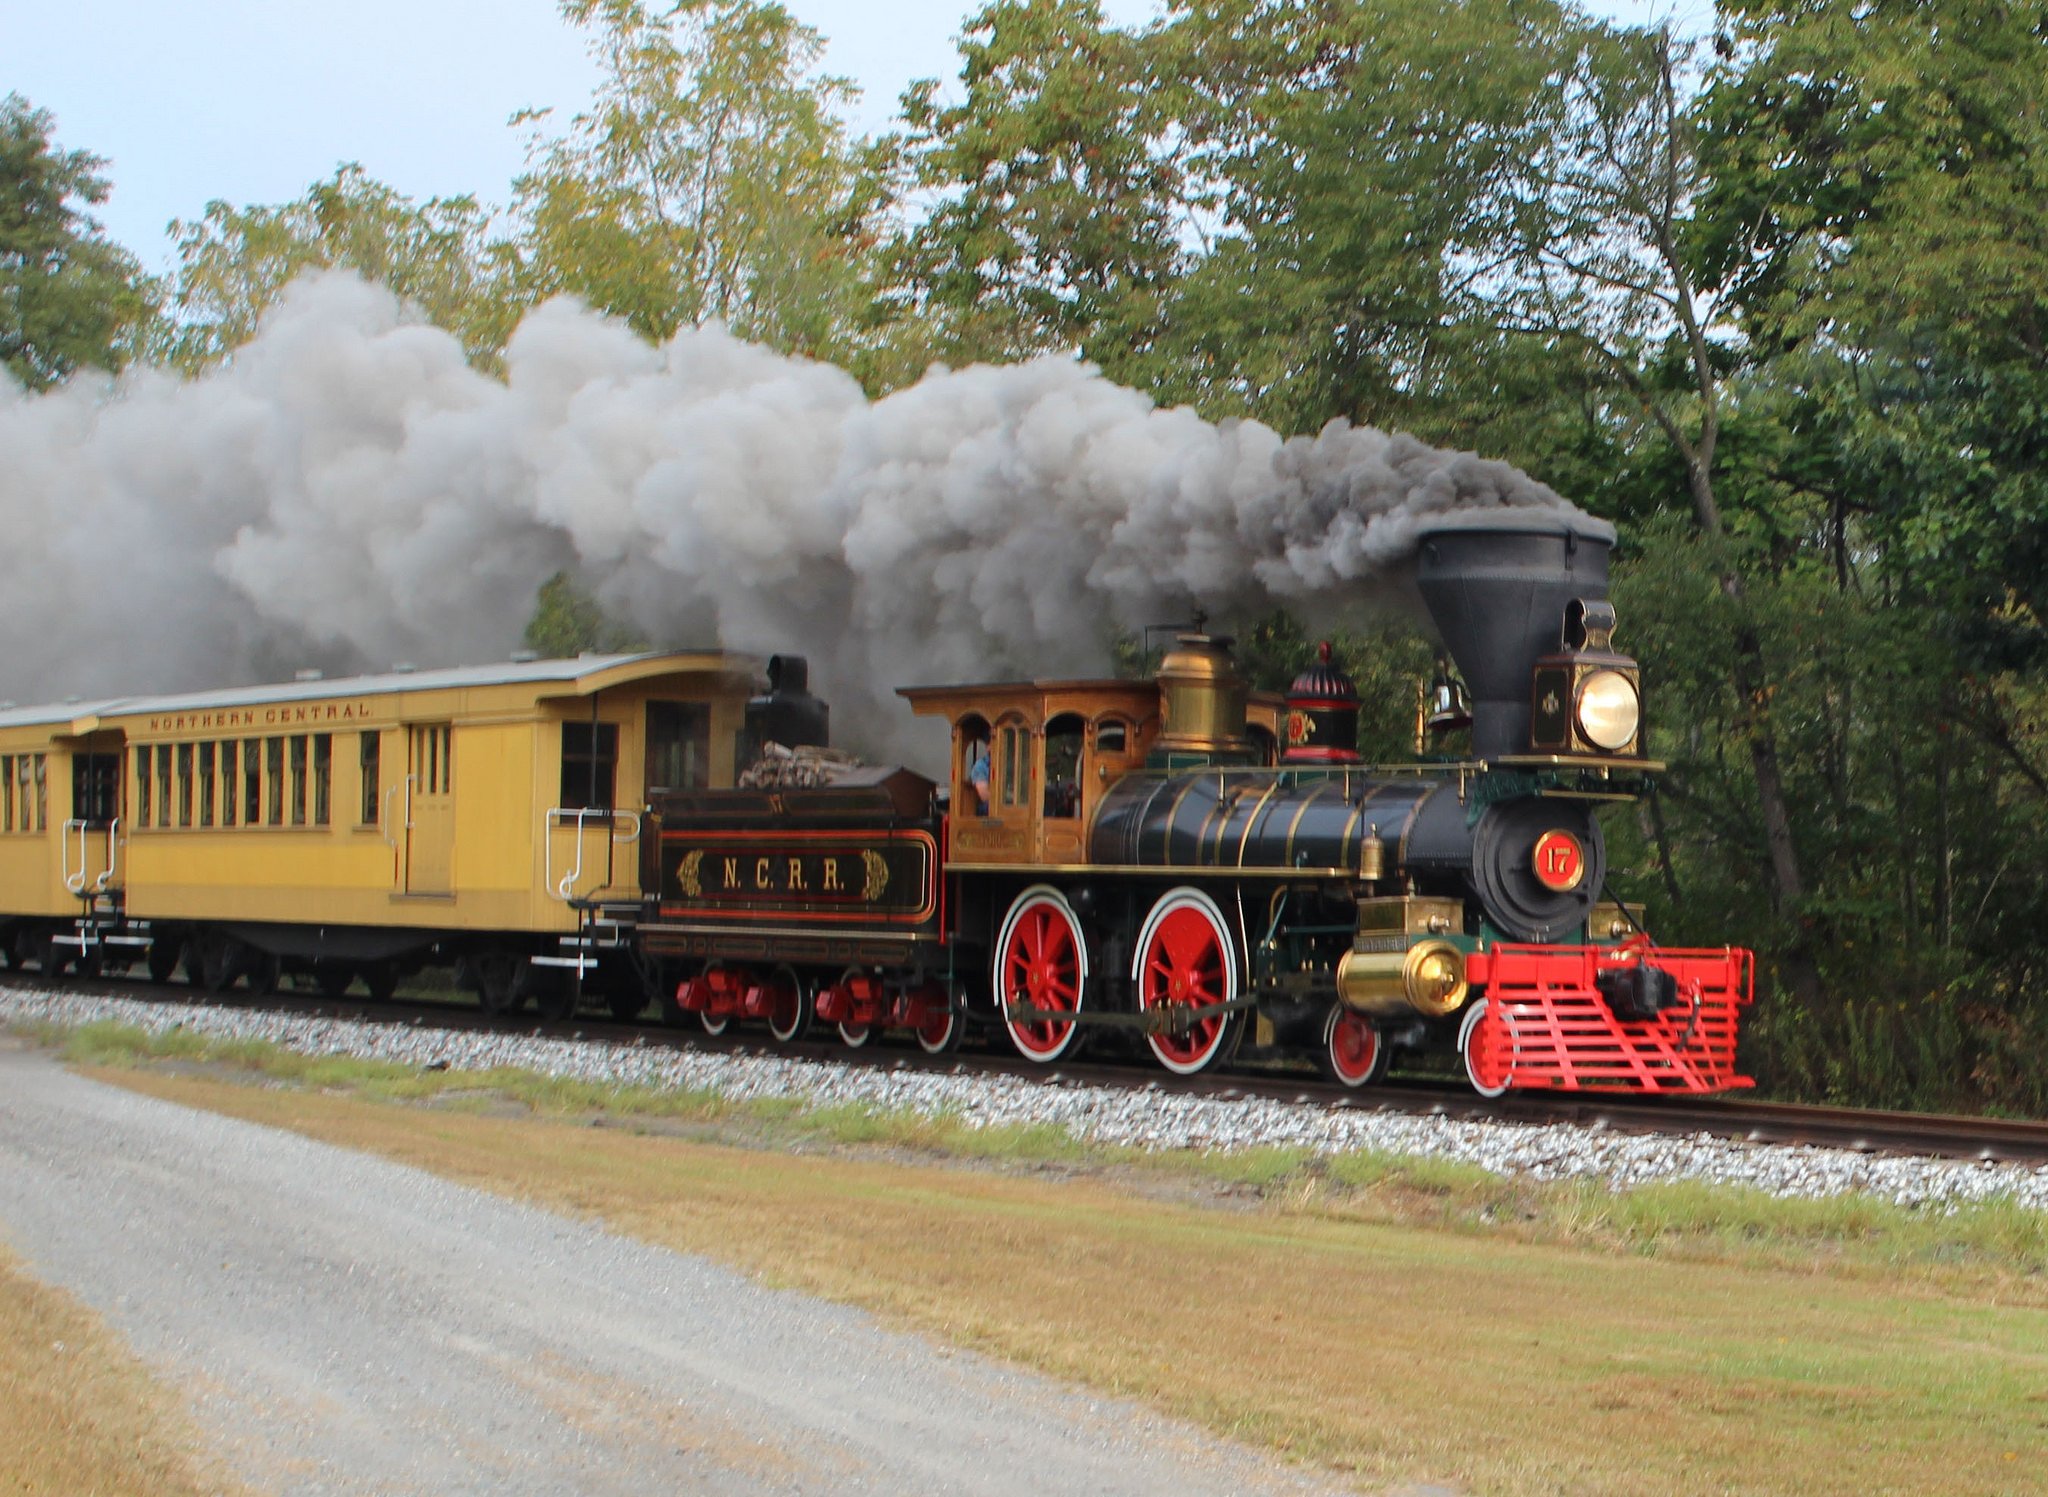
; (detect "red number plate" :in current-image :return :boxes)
[1531,829,1585,891]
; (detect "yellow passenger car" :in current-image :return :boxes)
[0,652,759,1017]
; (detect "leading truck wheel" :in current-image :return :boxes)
[1320,1007,1390,1089]
[1132,887,1244,1076]
[1459,999,1512,1098]
[994,886,1087,1063]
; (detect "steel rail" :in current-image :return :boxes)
[31,975,2048,1167]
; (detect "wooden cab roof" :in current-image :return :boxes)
[898,677,1159,732]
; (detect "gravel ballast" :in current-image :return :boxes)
[4,983,2046,1212]
[0,1039,1360,1497]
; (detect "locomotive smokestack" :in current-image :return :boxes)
[1413,517,1614,760]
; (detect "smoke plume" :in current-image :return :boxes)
[0,273,1606,756]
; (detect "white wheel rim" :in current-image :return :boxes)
[1131,886,1239,1076]
[1459,999,1510,1098]
[993,885,1087,1063]
[916,1005,958,1054]
[766,965,808,1042]
[1323,1006,1382,1088]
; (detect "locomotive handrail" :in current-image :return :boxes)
[383,779,409,888]
[382,781,412,847]
[62,819,87,895]
[544,807,642,902]
[96,817,119,892]
[61,818,120,897]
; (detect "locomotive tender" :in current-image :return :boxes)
[648,517,1753,1094]
[0,515,1749,1094]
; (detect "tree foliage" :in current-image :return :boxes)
[0,94,155,389]
[162,164,514,368]
[511,0,895,365]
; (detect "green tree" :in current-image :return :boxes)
[1702,0,2048,648]
[891,0,1187,377]
[0,94,155,389]
[1155,0,1585,433]
[161,163,514,368]
[523,571,647,656]
[512,0,894,366]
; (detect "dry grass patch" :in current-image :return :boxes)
[94,1066,2048,1497]
[0,1244,238,1497]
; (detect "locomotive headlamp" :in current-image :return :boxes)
[1575,669,1640,752]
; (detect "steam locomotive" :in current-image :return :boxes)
[645,517,1753,1095]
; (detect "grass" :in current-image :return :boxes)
[23,1017,2048,1493]
[42,1018,2048,1280]
[0,1245,240,1497]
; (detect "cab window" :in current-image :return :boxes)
[957,714,991,816]
[996,720,1030,811]
[1044,714,1084,820]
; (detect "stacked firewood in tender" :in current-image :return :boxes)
[738,741,864,789]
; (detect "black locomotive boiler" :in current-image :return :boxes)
[643,516,1752,1093]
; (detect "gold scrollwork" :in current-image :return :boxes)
[677,849,704,897]
[861,848,890,901]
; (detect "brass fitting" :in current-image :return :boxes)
[1335,939,1468,1019]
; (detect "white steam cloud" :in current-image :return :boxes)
[0,273,1604,758]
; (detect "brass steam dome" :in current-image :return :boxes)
[1155,630,1249,756]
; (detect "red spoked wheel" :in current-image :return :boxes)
[765,965,812,1044]
[994,886,1087,1063]
[912,983,961,1055]
[1132,887,1243,1076]
[699,962,735,1036]
[1320,1007,1389,1089]
[1459,998,1512,1098]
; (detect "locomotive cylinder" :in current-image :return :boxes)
[1335,940,1469,1019]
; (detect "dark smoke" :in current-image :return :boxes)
[0,274,1609,756]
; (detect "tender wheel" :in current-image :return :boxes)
[532,966,578,1022]
[143,935,180,985]
[1460,998,1511,1098]
[315,961,356,999]
[249,952,282,997]
[695,962,733,1035]
[606,986,648,1023]
[837,1022,872,1049]
[473,953,522,1015]
[362,962,400,1002]
[39,935,73,981]
[198,935,238,995]
[1132,887,1244,1076]
[1319,1007,1389,1088]
[765,965,812,1044]
[994,885,1087,1063]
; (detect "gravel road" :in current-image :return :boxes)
[0,1041,1364,1496]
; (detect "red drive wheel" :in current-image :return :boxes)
[994,886,1087,1063]
[1459,998,1512,1098]
[1132,887,1243,1076]
[765,964,812,1044]
[1320,1007,1389,1088]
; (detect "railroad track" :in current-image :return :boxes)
[29,975,2048,1168]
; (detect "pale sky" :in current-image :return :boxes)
[3,0,1701,274]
